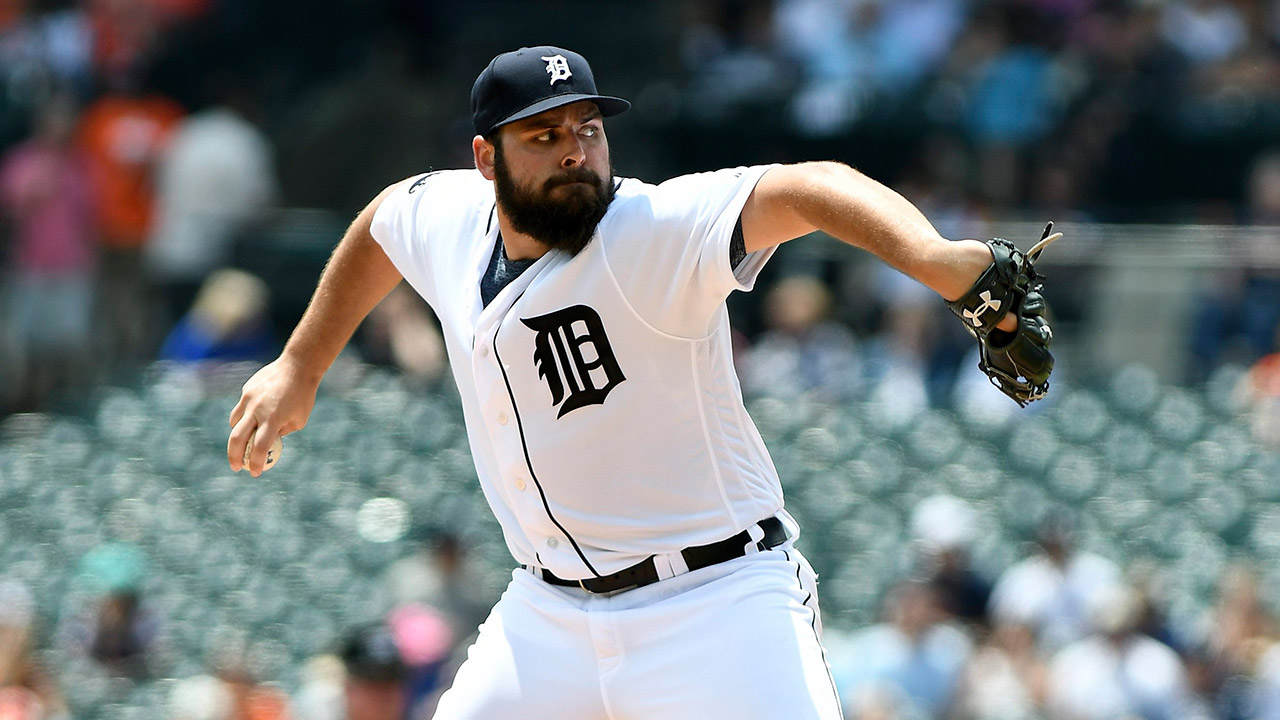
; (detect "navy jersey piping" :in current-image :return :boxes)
[784,549,842,710]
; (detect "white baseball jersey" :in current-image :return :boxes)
[370,165,782,579]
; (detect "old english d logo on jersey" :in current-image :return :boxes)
[521,305,625,418]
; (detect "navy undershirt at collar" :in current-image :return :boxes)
[480,234,537,308]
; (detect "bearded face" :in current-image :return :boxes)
[491,137,616,256]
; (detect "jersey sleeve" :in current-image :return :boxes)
[603,165,778,338]
[369,171,445,307]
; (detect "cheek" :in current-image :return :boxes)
[587,149,611,180]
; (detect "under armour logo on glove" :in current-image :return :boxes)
[963,291,1002,327]
[542,54,572,85]
[522,305,626,418]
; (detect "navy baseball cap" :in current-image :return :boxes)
[471,46,630,137]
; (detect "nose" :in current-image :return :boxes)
[561,136,586,169]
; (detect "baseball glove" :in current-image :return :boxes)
[947,222,1063,407]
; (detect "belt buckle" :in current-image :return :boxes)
[578,579,590,592]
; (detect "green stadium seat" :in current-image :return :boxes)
[1102,423,1155,475]
[1051,390,1111,444]
[1150,389,1206,445]
[1046,449,1102,502]
[1107,364,1161,418]
[903,410,963,469]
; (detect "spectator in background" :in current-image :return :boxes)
[1045,584,1193,720]
[382,532,491,648]
[1189,151,1280,382]
[358,284,447,387]
[0,92,96,413]
[1256,642,1280,720]
[987,510,1122,653]
[0,2,94,147]
[950,3,1064,208]
[386,604,455,719]
[168,674,234,720]
[954,620,1047,720]
[909,494,992,627]
[832,580,973,720]
[863,266,937,412]
[1199,566,1276,687]
[145,73,278,329]
[291,655,344,720]
[1159,0,1247,68]
[167,665,290,720]
[159,268,277,364]
[0,579,67,720]
[1237,328,1280,446]
[77,65,184,365]
[86,0,162,82]
[59,542,159,678]
[339,623,409,720]
[680,0,794,118]
[739,275,861,401]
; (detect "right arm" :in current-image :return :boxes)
[227,181,406,475]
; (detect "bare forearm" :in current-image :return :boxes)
[747,162,992,301]
[281,196,403,385]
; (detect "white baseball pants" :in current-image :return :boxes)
[431,543,842,720]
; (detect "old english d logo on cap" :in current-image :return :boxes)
[471,46,631,137]
[542,54,573,85]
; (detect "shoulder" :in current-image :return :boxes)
[604,167,768,223]
[380,168,493,217]
[398,168,491,199]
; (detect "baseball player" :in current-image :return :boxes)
[228,46,1057,719]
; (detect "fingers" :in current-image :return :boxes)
[245,423,280,477]
[227,412,256,473]
[229,394,248,429]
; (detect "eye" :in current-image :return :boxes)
[533,130,555,143]
[580,125,599,138]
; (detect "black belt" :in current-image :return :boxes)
[527,517,788,595]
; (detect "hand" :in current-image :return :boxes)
[946,240,1019,332]
[944,223,1062,406]
[227,356,320,476]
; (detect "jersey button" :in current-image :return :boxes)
[497,412,509,425]
[546,537,559,548]
[479,347,489,357]
[515,476,527,491]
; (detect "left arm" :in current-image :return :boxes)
[739,161,994,303]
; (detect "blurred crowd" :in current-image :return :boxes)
[0,529,497,720]
[4,1,1280,718]
[0,0,281,414]
[825,494,1280,720]
[680,0,1280,219]
[0,0,455,417]
[6,494,1280,720]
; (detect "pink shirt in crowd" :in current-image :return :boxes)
[0,141,96,273]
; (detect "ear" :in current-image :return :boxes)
[473,135,496,181]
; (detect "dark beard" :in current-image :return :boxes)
[492,142,615,256]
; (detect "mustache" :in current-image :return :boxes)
[544,167,603,190]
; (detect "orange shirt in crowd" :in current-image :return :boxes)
[0,0,24,32]
[76,94,184,249]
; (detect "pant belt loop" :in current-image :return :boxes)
[745,522,767,553]
[652,551,688,580]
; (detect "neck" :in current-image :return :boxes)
[495,207,551,261]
